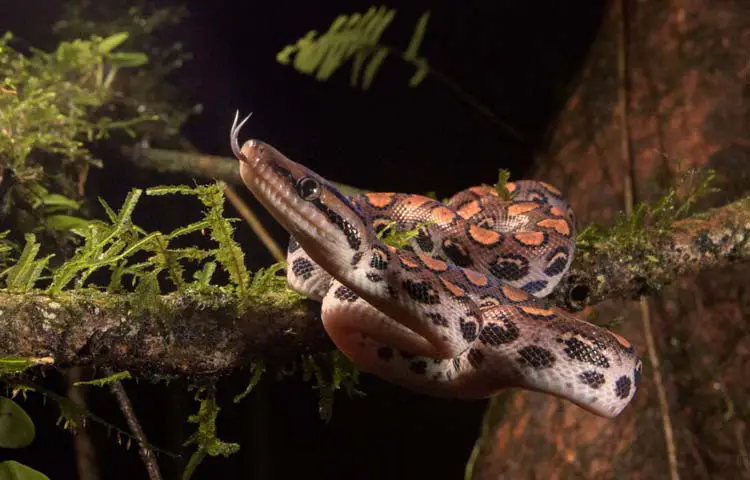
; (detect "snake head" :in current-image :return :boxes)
[231,111,368,275]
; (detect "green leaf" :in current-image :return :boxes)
[1,234,50,291]
[0,461,49,480]
[108,52,148,68]
[40,193,81,210]
[183,389,240,480]
[74,371,131,387]
[0,397,35,448]
[45,215,90,231]
[494,169,513,200]
[233,362,265,403]
[0,356,52,376]
[98,32,129,53]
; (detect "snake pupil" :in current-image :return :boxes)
[297,177,321,201]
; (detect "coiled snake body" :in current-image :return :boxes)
[231,113,641,418]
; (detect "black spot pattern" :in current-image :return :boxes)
[333,285,359,302]
[477,217,496,230]
[416,229,434,253]
[442,239,473,267]
[479,295,501,308]
[614,376,632,399]
[372,216,391,235]
[634,361,642,384]
[377,346,394,361]
[427,312,449,327]
[560,337,610,368]
[314,200,362,251]
[467,348,484,368]
[490,253,530,281]
[291,258,315,280]
[521,280,548,294]
[517,306,556,321]
[351,251,363,266]
[579,371,605,389]
[526,189,551,204]
[517,345,556,369]
[369,247,389,270]
[452,357,461,370]
[366,272,383,282]
[543,246,570,276]
[460,318,479,341]
[288,236,301,253]
[403,280,441,304]
[479,319,520,345]
[399,350,415,360]
[512,231,549,250]
[410,361,427,375]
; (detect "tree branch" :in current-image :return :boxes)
[553,196,750,310]
[0,150,747,377]
[0,290,330,378]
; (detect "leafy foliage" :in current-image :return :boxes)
[297,352,362,423]
[377,220,434,249]
[276,6,430,90]
[0,184,256,301]
[0,397,35,448]
[183,387,240,480]
[73,371,132,387]
[577,167,718,254]
[147,184,250,298]
[493,168,514,200]
[0,461,50,480]
[0,357,54,377]
[0,31,154,247]
[54,2,197,139]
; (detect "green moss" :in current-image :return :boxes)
[577,167,718,256]
[183,387,240,480]
[73,371,132,387]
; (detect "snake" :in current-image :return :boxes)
[230,112,641,418]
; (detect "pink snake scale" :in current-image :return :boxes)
[231,112,641,418]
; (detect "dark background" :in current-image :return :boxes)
[1,0,608,478]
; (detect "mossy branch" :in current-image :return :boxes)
[0,193,746,373]
[0,289,329,378]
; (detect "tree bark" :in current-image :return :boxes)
[471,1,750,478]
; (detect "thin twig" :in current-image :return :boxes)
[618,1,679,479]
[67,367,100,480]
[736,420,750,479]
[223,184,286,262]
[107,374,163,480]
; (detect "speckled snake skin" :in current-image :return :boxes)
[231,112,641,418]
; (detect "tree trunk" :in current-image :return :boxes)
[471,1,750,478]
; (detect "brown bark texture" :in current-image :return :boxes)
[472,1,750,479]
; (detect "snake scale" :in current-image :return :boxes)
[230,112,641,418]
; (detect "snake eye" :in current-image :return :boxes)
[296,177,321,201]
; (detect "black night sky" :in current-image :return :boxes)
[2,1,608,478]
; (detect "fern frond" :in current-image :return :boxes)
[0,234,53,291]
[277,6,430,90]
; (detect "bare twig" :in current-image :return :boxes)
[123,145,242,185]
[108,373,162,480]
[223,184,285,262]
[67,367,100,480]
[618,1,679,479]
[123,145,367,197]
